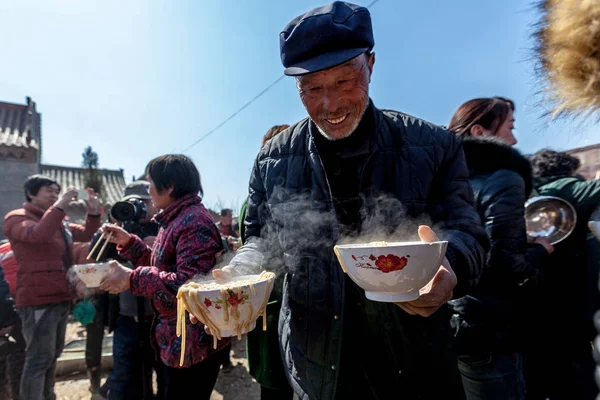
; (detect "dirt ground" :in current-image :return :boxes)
[54,322,260,400]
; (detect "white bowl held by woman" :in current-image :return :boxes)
[334,241,448,302]
[73,262,111,288]
[178,273,275,339]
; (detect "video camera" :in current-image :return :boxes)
[110,197,148,236]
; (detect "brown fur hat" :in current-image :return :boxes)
[535,0,600,117]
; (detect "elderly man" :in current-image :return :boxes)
[215,2,487,399]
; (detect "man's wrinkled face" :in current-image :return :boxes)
[297,53,375,141]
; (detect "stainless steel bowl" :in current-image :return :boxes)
[525,196,577,245]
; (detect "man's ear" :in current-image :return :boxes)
[367,52,375,81]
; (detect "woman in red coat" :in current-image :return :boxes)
[100,154,229,400]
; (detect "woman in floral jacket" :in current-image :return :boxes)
[100,154,229,400]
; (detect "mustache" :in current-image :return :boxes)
[318,107,356,120]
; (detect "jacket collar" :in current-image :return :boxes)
[153,193,201,228]
[460,137,534,197]
[23,202,47,219]
[534,174,579,190]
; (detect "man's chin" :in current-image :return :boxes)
[315,124,354,141]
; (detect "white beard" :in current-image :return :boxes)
[314,103,368,141]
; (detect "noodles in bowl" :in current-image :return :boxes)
[176,271,275,366]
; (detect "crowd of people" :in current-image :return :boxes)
[0,2,600,400]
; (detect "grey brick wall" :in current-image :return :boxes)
[0,160,39,240]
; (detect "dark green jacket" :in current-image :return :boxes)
[534,175,600,342]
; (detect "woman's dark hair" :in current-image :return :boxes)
[448,97,515,137]
[145,154,203,199]
[529,149,581,178]
[261,124,290,146]
[24,175,60,202]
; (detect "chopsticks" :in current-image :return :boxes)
[87,231,113,262]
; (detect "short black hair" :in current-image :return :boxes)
[530,149,581,178]
[145,154,203,199]
[24,174,60,202]
[220,208,233,217]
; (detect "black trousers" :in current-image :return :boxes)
[163,347,225,400]
[85,294,106,369]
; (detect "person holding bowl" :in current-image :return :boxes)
[3,175,101,400]
[202,3,488,399]
[99,154,229,400]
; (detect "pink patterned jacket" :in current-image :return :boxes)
[120,193,230,368]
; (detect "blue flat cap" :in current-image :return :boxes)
[280,1,374,76]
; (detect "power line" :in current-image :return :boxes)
[180,0,381,153]
[181,74,285,153]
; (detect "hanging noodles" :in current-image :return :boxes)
[176,271,275,366]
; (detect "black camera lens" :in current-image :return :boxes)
[111,202,136,221]
[111,198,147,222]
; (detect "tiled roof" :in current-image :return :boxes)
[40,164,126,205]
[567,143,600,154]
[0,98,40,149]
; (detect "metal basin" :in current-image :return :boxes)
[525,196,577,245]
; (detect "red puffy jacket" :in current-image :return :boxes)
[0,242,17,296]
[3,203,101,308]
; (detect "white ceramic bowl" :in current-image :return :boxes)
[178,273,275,338]
[73,262,111,288]
[334,241,448,302]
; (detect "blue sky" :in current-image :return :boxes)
[1,0,598,212]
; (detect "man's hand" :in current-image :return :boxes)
[212,268,233,283]
[99,260,132,294]
[395,225,457,317]
[189,267,237,328]
[83,188,101,214]
[54,187,78,210]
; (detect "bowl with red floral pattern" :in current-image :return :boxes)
[177,272,276,341]
[334,241,448,302]
[73,262,111,288]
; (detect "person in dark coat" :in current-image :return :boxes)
[446,97,554,400]
[207,3,488,399]
[525,149,600,400]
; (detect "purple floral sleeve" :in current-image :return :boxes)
[130,222,221,302]
[119,235,152,266]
